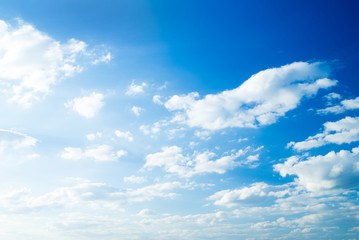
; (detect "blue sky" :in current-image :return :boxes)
[0,0,359,239]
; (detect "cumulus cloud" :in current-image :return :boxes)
[0,19,110,107]
[125,81,147,95]
[144,146,252,177]
[207,182,291,208]
[288,116,359,151]
[131,106,143,116]
[274,146,359,192]
[164,62,336,130]
[115,130,133,142]
[65,92,105,118]
[317,96,359,114]
[61,144,124,162]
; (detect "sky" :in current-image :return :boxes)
[0,0,358,239]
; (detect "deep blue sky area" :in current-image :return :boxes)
[1,0,358,92]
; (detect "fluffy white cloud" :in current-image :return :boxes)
[274,146,359,192]
[288,116,359,151]
[65,92,105,118]
[164,62,336,130]
[207,182,291,208]
[317,96,359,114]
[144,146,249,177]
[115,130,133,142]
[61,144,123,162]
[131,105,143,116]
[0,19,110,107]
[125,81,147,95]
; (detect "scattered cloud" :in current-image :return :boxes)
[125,81,147,96]
[207,182,291,208]
[288,116,359,151]
[317,96,359,114]
[61,144,124,162]
[115,130,133,142]
[92,52,112,65]
[153,95,163,104]
[164,62,336,130]
[131,105,143,116]
[274,146,359,192]
[86,132,102,141]
[65,92,105,118]
[123,175,147,184]
[0,19,110,107]
[0,179,188,213]
[194,130,211,140]
[144,146,250,177]
[0,129,37,152]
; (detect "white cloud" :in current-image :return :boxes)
[65,92,105,118]
[131,106,143,116]
[274,146,359,192]
[207,182,291,208]
[139,120,169,137]
[115,130,133,142]
[0,19,110,107]
[153,95,163,104]
[317,96,359,114]
[125,81,147,96]
[0,180,187,213]
[123,175,147,184]
[92,52,112,65]
[194,130,211,140]
[144,146,249,177]
[164,62,336,130]
[116,150,127,158]
[288,116,359,151]
[238,137,248,143]
[342,96,359,109]
[0,129,37,152]
[61,144,122,162]
[86,132,102,141]
[324,92,341,101]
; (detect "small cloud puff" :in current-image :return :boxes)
[65,92,105,118]
[86,132,102,141]
[115,130,133,142]
[125,81,147,96]
[131,106,143,116]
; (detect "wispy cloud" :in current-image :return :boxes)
[165,62,336,130]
